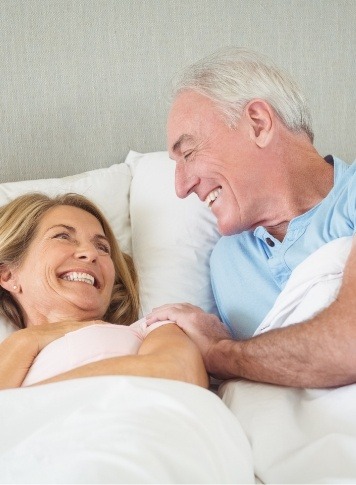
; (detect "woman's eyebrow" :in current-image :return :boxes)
[45,224,109,243]
[45,224,75,234]
[93,234,110,244]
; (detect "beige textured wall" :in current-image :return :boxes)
[0,0,355,182]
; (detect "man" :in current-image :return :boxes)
[147,47,356,388]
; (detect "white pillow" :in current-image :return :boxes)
[125,150,221,317]
[0,164,132,341]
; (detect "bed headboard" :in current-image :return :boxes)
[0,0,355,183]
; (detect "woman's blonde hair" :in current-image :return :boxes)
[0,193,139,329]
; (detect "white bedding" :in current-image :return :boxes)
[0,376,254,484]
[219,237,356,483]
[220,380,356,484]
[255,236,353,335]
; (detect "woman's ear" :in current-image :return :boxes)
[245,99,274,148]
[0,267,19,293]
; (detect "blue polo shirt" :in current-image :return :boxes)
[210,156,356,339]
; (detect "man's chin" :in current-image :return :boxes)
[217,222,242,237]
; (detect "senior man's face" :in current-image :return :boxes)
[167,90,262,236]
[13,205,115,326]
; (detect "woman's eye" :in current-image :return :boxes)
[97,243,111,254]
[53,232,70,240]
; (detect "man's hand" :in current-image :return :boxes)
[146,303,232,375]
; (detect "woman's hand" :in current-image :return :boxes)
[0,319,105,390]
[24,319,107,355]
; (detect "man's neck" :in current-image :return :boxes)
[264,149,335,241]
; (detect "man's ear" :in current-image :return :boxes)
[0,267,19,293]
[245,99,274,148]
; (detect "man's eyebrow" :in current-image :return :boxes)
[172,134,194,154]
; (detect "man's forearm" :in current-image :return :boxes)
[209,301,356,388]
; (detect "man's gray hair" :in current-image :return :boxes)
[172,47,314,142]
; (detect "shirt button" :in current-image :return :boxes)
[266,237,275,247]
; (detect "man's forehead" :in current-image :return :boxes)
[167,103,193,154]
[167,91,212,152]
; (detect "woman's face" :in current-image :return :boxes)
[11,205,116,326]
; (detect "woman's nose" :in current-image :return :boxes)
[74,243,98,262]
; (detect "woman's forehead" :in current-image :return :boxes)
[38,205,104,233]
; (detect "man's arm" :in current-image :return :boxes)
[146,240,356,388]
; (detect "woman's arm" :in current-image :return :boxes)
[32,324,209,388]
[0,320,106,389]
[0,330,38,389]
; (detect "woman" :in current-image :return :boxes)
[0,193,208,389]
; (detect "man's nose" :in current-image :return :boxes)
[175,163,199,199]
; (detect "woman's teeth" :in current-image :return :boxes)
[60,272,95,286]
[205,188,221,208]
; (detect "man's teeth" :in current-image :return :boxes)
[205,188,221,207]
[61,272,95,286]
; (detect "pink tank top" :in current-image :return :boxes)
[22,318,169,386]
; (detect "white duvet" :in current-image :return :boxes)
[0,376,254,484]
[220,237,356,483]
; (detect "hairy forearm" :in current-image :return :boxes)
[210,298,356,388]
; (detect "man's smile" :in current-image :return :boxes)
[204,187,222,208]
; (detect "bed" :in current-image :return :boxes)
[1,150,356,483]
[1,2,356,483]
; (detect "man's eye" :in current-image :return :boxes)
[184,151,193,161]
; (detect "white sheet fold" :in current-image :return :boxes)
[255,236,353,335]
